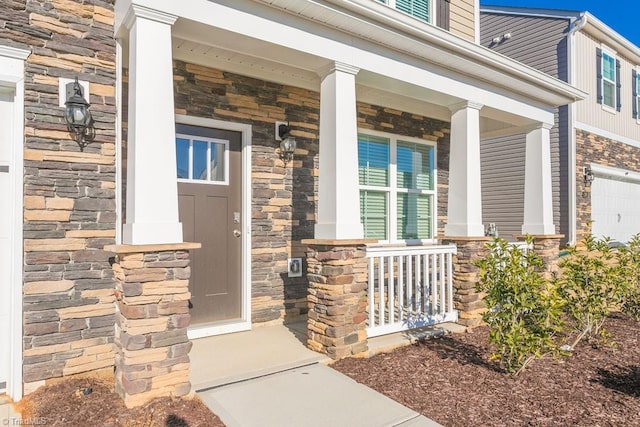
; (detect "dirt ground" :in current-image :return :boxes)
[333,313,640,426]
[17,376,225,427]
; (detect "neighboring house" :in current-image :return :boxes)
[0,0,583,404]
[480,6,640,245]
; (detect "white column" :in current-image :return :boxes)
[315,62,364,240]
[122,6,183,244]
[522,123,556,235]
[444,101,485,237]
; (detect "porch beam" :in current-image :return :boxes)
[522,123,556,235]
[122,6,183,244]
[444,101,485,237]
[315,62,364,240]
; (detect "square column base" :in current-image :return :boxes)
[123,222,184,245]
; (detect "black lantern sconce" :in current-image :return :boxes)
[275,121,296,165]
[582,166,595,197]
[64,77,95,151]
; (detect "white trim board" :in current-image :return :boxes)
[0,45,29,402]
[175,115,253,339]
[590,163,640,184]
[575,122,640,149]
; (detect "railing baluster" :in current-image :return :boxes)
[388,256,394,324]
[430,253,437,316]
[447,252,454,314]
[415,254,421,316]
[378,256,384,327]
[368,257,375,328]
[422,254,428,315]
[398,255,404,321]
[407,255,413,313]
[439,253,446,316]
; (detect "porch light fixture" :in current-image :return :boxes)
[583,166,595,186]
[64,77,95,151]
[275,121,296,165]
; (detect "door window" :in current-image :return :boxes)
[176,134,228,184]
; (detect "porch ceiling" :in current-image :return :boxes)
[170,31,531,133]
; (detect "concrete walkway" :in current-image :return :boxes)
[0,395,20,425]
[199,364,440,427]
[192,322,444,427]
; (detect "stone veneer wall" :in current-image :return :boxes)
[576,130,640,243]
[1,0,118,390]
[171,60,451,324]
[108,244,198,408]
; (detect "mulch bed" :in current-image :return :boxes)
[333,313,640,426]
[17,375,225,427]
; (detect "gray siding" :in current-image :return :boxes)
[480,12,570,241]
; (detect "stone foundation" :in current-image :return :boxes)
[442,237,491,327]
[516,234,563,279]
[106,243,199,408]
[303,240,372,360]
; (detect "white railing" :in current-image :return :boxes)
[511,241,531,253]
[365,244,458,338]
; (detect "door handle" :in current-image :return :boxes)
[233,229,241,238]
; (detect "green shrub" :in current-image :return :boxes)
[620,235,640,320]
[554,235,631,348]
[475,237,564,375]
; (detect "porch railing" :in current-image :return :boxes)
[365,244,458,338]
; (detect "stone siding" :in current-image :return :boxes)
[172,61,451,324]
[576,130,640,242]
[1,0,117,388]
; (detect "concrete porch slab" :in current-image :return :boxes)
[190,322,328,391]
[199,364,441,427]
[0,396,20,425]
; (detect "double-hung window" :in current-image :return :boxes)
[634,69,639,121]
[602,52,616,109]
[378,0,433,24]
[358,132,436,242]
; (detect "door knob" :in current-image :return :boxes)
[233,229,241,238]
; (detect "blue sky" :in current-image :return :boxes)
[481,0,640,47]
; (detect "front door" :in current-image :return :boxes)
[0,87,15,392]
[176,124,243,326]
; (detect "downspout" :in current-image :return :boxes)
[566,13,587,245]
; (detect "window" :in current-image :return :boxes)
[597,48,621,112]
[176,134,228,184]
[602,52,616,109]
[358,132,436,242]
[378,0,433,23]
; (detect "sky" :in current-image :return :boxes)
[481,0,640,47]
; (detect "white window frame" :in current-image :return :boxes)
[636,66,640,124]
[358,129,438,244]
[601,48,617,113]
[379,0,436,25]
[176,133,230,185]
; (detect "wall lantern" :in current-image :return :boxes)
[583,166,595,186]
[275,121,296,165]
[64,77,95,151]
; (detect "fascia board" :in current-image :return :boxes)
[581,12,640,64]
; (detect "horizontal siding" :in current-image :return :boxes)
[481,111,562,240]
[480,13,569,79]
[575,31,640,142]
[449,0,475,41]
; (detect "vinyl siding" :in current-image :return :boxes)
[479,13,570,240]
[574,31,640,141]
[449,0,475,42]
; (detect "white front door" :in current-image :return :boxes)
[0,87,15,392]
[591,171,640,244]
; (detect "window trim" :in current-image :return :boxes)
[358,128,438,244]
[379,0,436,25]
[176,132,230,185]
[600,49,618,113]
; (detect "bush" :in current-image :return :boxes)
[620,235,640,320]
[475,237,564,375]
[554,235,632,348]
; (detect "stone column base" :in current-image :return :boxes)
[516,234,564,280]
[442,237,491,328]
[303,239,373,360]
[105,242,200,408]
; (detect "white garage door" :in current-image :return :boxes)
[591,168,640,244]
[0,87,14,392]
